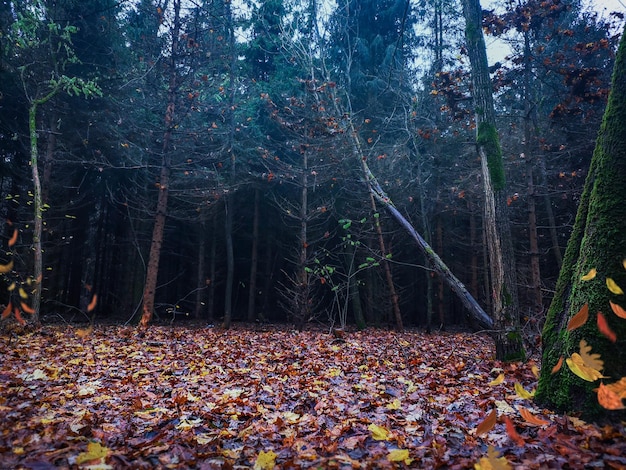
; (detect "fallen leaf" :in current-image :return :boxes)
[519,407,550,426]
[476,409,497,435]
[474,445,511,470]
[579,339,603,371]
[489,373,505,386]
[387,448,412,464]
[514,382,535,400]
[87,294,98,312]
[530,365,540,379]
[567,303,589,331]
[606,278,624,295]
[254,450,277,470]
[368,423,390,441]
[76,441,109,465]
[8,229,18,247]
[386,398,401,410]
[597,312,617,342]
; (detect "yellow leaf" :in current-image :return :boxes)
[388,448,412,464]
[606,277,624,295]
[623,259,626,270]
[531,365,540,379]
[514,382,535,400]
[474,445,511,470]
[581,268,597,281]
[386,398,401,410]
[368,423,390,441]
[76,325,94,339]
[489,373,505,386]
[566,354,605,382]
[76,441,109,465]
[0,259,14,273]
[7,282,15,292]
[254,450,277,470]
[18,287,27,300]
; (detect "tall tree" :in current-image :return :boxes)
[461,0,525,360]
[536,25,626,421]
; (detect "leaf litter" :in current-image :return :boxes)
[0,325,624,468]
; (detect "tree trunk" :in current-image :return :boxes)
[462,0,524,360]
[536,25,626,421]
[247,189,261,322]
[140,0,181,327]
[223,194,235,329]
[523,29,543,318]
[194,221,206,319]
[28,103,43,323]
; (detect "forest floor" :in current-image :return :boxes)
[0,324,624,469]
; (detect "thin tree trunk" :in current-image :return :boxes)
[194,221,206,319]
[207,223,216,323]
[222,0,237,329]
[247,189,261,322]
[28,103,43,323]
[523,29,543,317]
[462,0,524,358]
[140,0,181,327]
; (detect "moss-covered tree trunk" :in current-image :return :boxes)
[536,26,626,422]
[462,0,524,360]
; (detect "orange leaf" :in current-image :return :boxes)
[87,294,98,312]
[1,301,12,319]
[20,302,35,315]
[519,407,550,426]
[503,416,525,446]
[597,312,617,342]
[8,229,18,247]
[14,308,25,325]
[609,301,626,319]
[551,356,563,374]
[597,382,625,410]
[476,409,497,435]
[567,303,589,331]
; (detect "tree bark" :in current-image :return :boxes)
[247,189,261,322]
[536,25,626,421]
[462,0,524,360]
[140,0,181,327]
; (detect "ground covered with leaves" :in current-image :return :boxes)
[0,325,624,469]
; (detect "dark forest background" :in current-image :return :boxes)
[0,0,622,340]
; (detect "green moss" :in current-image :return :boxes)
[477,122,506,191]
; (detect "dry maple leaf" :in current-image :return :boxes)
[254,450,277,470]
[503,416,525,446]
[514,382,535,400]
[579,340,604,371]
[368,423,390,441]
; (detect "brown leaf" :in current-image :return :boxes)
[476,408,497,435]
[567,303,589,331]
